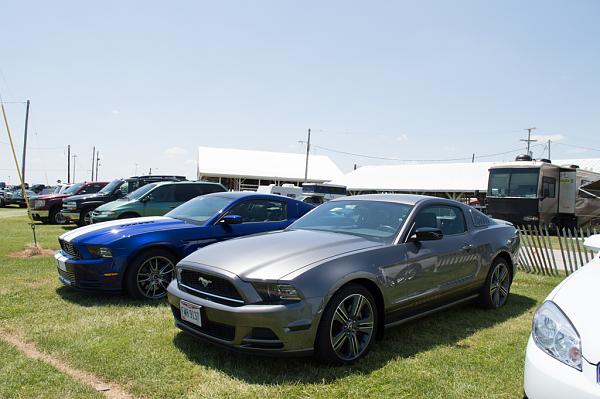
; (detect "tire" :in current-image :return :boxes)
[78,208,94,226]
[315,283,378,365]
[125,249,177,300]
[49,207,67,225]
[478,257,512,309]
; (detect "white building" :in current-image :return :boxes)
[197,146,343,190]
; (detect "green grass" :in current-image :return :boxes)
[0,208,565,398]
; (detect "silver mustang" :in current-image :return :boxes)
[167,194,519,364]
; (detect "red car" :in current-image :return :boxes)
[30,181,108,224]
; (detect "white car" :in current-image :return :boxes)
[524,234,600,398]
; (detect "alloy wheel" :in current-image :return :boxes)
[83,210,93,225]
[136,256,175,299]
[490,262,510,307]
[329,293,374,361]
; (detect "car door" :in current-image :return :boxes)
[142,185,178,216]
[212,199,290,241]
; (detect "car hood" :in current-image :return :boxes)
[65,193,105,203]
[550,257,600,363]
[181,229,383,281]
[59,216,197,245]
[37,193,70,200]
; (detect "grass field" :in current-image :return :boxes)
[0,208,564,398]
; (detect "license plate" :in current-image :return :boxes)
[180,300,202,327]
[56,258,67,272]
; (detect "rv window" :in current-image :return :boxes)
[542,177,556,198]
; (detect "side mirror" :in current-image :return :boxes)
[221,214,243,225]
[411,227,443,241]
[141,194,152,203]
[115,190,124,198]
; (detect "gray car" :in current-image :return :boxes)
[167,194,520,364]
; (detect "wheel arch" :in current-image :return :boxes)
[122,243,182,289]
[493,250,514,281]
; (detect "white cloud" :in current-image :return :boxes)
[165,147,188,158]
[396,134,409,142]
[566,147,588,154]
[531,134,564,142]
[111,109,120,115]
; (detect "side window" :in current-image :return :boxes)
[87,184,104,194]
[542,177,556,198]
[127,181,140,194]
[175,185,205,202]
[118,181,129,195]
[413,205,467,236]
[228,200,287,222]
[470,208,491,227]
[149,185,175,202]
[202,184,226,194]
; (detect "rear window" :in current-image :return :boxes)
[470,208,492,227]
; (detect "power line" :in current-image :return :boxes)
[554,142,600,153]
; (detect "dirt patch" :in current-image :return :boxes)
[7,244,56,258]
[0,328,137,399]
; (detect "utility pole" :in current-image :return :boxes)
[304,128,311,182]
[67,145,71,183]
[520,127,537,157]
[472,153,475,163]
[547,139,551,159]
[95,151,100,180]
[21,100,30,184]
[149,167,152,175]
[91,146,95,181]
[72,154,78,182]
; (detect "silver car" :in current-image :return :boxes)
[167,194,519,364]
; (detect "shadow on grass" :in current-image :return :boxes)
[173,293,536,384]
[55,286,166,308]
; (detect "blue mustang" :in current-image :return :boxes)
[55,192,314,299]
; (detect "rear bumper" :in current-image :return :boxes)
[167,280,319,356]
[54,252,123,291]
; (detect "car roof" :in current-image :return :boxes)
[152,180,222,186]
[203,191,300,200]
[332,193,454,206]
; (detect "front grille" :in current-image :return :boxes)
[171,305,235,341]
[63,202,77,210]
[179,269,243,305]
[59,239,81,259]
[58,267,76,283]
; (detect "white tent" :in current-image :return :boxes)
[330,158,600,198]
[197,146,343,190]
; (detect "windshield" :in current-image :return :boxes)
[64,183,84,195]
[289,200,413,243]
[166,195,232,224]
[99,179,123,194]
[125,183,157,200]
[488,168,540,198]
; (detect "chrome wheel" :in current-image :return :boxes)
[329,293,374,361]
[136,256,174,299]
[54,211,67,225]
[490,262,510,307]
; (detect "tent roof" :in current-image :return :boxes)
[197,146,343,182]
[330,159,600,192]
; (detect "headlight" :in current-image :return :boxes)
[87,246,113,258]
[252,282,301,303]
[532,301,582,370]
[35,200,45,208]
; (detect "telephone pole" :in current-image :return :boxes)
[72,154,78,182]
[520,127,537,157]
[547,139,551,159]
[21,100,30,184]
[304,128,311,182]
[95,151,100,180]
[91,146,95,181]
[67,145,71,183]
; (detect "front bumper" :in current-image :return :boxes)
[167,280,320,356]
[91,213,117,223]
[524,336,600,398]
[61,210,81,222]
[54,252,123,291]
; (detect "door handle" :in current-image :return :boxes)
[461,244,474,252]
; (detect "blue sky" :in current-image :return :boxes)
[1,0,599,184]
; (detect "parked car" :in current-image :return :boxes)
[7,189,37,207]
[523,234,600,398]
[30,181,108,224]
[30,184,47,194]
[62,175,186,226]
[55,192,314,299]
[167,194,519,364]
[91,181,226,223]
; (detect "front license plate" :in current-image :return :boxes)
[56,258,67,272]
[180,300,202,327]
